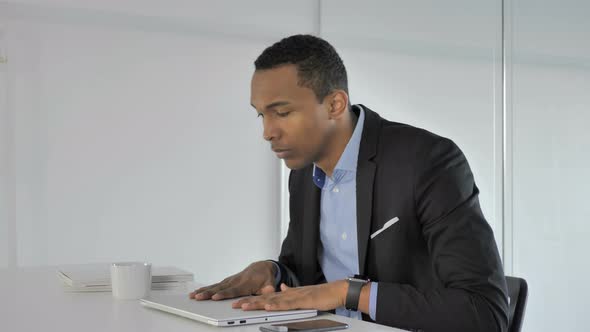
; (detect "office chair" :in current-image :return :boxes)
[506,276,528,332]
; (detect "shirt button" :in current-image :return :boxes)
[341,232,347,240]
[333,187,339,193]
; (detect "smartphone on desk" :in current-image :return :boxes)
[259,319,349,332]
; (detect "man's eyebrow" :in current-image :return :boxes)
[251,101,291,111]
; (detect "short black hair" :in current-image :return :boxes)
[254,34,349,103]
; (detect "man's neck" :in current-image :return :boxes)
[316,110,358,177]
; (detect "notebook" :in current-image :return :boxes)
[140,292,317,327]
[57,263,193,292]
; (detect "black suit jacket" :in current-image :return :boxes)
[274,105,509,332]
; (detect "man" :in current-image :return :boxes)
[189,35,509,332]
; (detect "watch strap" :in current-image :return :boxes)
[345,278,367,311]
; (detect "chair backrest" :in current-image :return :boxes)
[506,276,528,332]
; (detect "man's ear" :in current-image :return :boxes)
[326,90,349,120]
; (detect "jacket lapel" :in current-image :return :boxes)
[355,105,380,276]
[301,166,321,285]
[299,105,381,280]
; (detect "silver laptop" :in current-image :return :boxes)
[140,293,317,327]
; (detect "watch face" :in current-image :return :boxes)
[348,277,369,283]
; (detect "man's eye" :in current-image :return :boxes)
[277,111,291,118]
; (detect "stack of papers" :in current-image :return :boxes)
[57,263,194,292]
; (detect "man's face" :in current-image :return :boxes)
[250,65,333,169]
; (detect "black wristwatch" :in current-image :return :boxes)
[345,275,370,311]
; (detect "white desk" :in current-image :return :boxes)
[1,267,406,332]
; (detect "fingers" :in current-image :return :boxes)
[190,284,217,297]
[192,288,220,300]
[189,283,229,300]
[189,283,217,299]
[211,286,244,300]
[231,283,339,312]
[191,283,254,301]
[192,282,277,301]
[258,284,276,295]
[232,296,255,309]
[232,293,299,312]
[189,262,277,301]
[263,298,297,311]
[235,297,273,311]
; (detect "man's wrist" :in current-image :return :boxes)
[264,260,282,290]
[358,282,371,314]
[345,276,370,311]
[338,279,349,308]
[265,261,277,276]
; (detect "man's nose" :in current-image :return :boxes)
[263,119,279,141]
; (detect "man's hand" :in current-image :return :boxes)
[189,261,277,301]
[231,281,348,312]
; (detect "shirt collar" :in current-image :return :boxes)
[312,105,365,187]
[334,104,365,172]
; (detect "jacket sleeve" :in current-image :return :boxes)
[375,137,509,332]
[272,170,302,288]
[272,217,302,288]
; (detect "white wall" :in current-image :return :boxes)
[2,1,590,331]
[508,0,590,330]
[317,0,504,248]
[315,2,590,331]
[0,0,506,282]
[0,0,318,284]
[0,26,11,268]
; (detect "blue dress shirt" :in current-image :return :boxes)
[273,105,378,321]
[312,106,378,321]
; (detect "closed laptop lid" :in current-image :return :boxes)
[140,292,317,326]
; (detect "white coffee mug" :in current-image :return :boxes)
[110,262,152,300]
